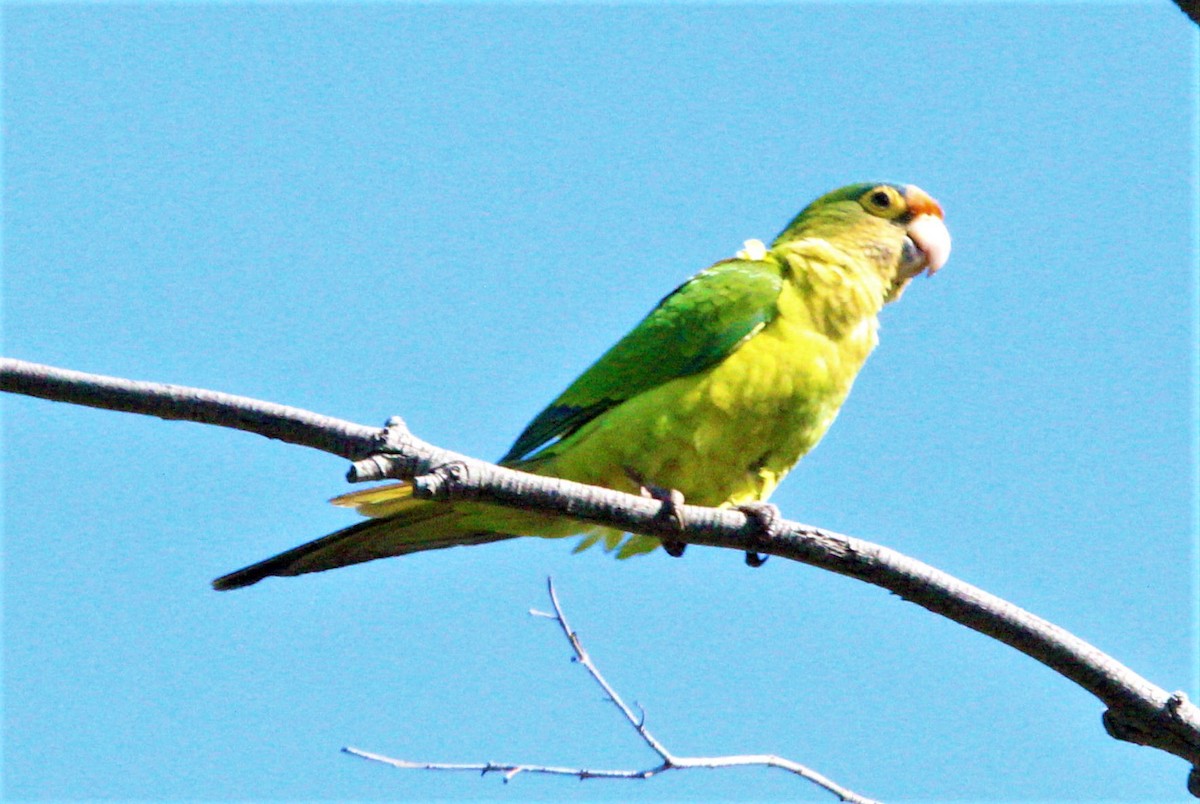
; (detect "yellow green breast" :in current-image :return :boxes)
[541,270,881,508]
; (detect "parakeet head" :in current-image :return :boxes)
[772,182,951,302]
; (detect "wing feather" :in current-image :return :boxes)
[501,257,783,463]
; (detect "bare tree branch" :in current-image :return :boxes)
[0,357,384,460]
[3,356,1198,796]
[1171,0,1199,26]
[344,578,880,803]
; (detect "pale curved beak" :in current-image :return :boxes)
[905,213,952,277]
[899,185,950,278]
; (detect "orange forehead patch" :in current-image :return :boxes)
[903,185,944,219]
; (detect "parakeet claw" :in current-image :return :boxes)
[737,501,782,536]
[736,501,782,567]
[637,481,688,557]
[663,540,688,558]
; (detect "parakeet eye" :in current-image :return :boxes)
[859,185,907,219]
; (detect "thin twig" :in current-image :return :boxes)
[345,579,881,803]
[341,746,661,781]
[542,577,677,763]
[3,357,1198,795]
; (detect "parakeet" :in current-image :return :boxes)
[213,182,950,590]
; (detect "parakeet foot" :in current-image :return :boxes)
[662,540,687,558]
[638,482,688,557]
[745,551,768,568]
[737,501,782,567]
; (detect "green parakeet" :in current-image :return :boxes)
[213,182,950,590]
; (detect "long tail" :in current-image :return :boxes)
[211,484,513,590]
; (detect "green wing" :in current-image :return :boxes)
[501,257,784,464]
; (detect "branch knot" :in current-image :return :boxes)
[1102,691,1200,766]
[413,461,478,501]
[347,418,428,482]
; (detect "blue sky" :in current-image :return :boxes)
[3,3,1197,800]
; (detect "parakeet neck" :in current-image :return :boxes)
[772,205,912,306]
[772,238,889,341]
